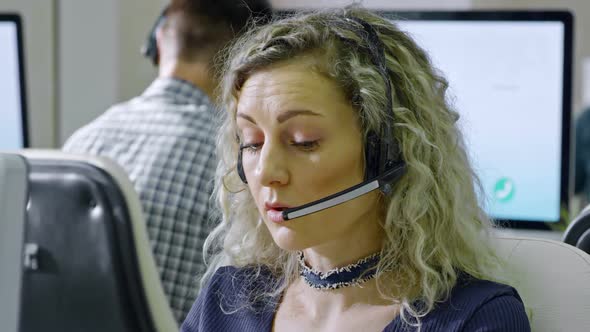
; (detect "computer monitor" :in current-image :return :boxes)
[380,11,573,227]
[0,14,28,149]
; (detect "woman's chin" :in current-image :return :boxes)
[270,227,311,251]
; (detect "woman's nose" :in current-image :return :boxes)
[255,143,289,187]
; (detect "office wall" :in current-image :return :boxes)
[58,0,165,145]
[117,0,163,102]
[57,0,165,144]
[0,0,55,148]
[58,0,119,144]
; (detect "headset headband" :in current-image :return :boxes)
[339,16,400,178]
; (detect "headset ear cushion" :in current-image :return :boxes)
[144,36,159,66]
[142,6,168,66]
[237,149,248,184]
[149,37,159,66]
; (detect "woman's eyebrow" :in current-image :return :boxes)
[276,109,323,123]
[237,112,257,124]
[237,109,323,124]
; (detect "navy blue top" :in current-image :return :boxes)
[181,266,530,332]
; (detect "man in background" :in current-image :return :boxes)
[63,0,272,322]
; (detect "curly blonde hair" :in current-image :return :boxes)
[202,7,503,327]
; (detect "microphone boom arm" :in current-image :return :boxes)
[282,162,406,220]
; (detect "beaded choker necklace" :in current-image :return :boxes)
[297,251,381,290]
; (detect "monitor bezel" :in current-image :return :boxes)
[378,10,573,229]
[0,13,29,148]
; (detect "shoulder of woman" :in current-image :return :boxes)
[422,277,528,330]
[457,278,530,331]
[454,276,524,305]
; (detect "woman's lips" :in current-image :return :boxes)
[264,202,291,223]
[266,209,285,223]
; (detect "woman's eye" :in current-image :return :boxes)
[292,140,319,151]
[240,143,262,153]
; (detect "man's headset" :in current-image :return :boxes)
[141,6,170,66]
[237,16,407,221]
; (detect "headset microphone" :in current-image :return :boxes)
[280,161,406,221]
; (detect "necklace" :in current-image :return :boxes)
[297,251,381,290]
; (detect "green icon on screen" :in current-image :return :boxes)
[494,177,515,203]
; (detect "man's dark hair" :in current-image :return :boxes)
[163,0,272,62]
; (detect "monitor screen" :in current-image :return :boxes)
[380,12,572,226]
[0,14,27,149]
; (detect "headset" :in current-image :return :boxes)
[141,5,170,66]
[237,16,407,221]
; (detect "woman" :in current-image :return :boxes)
[182,7,530,332]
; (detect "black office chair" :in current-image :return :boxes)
[563,204,590,254]
[16,150,177,332]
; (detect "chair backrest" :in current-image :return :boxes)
[16,150,177,332]
[493,236,590,331]
[0,153,28,332]
[563,204,590,254]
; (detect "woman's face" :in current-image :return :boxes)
[236,60,382,251]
